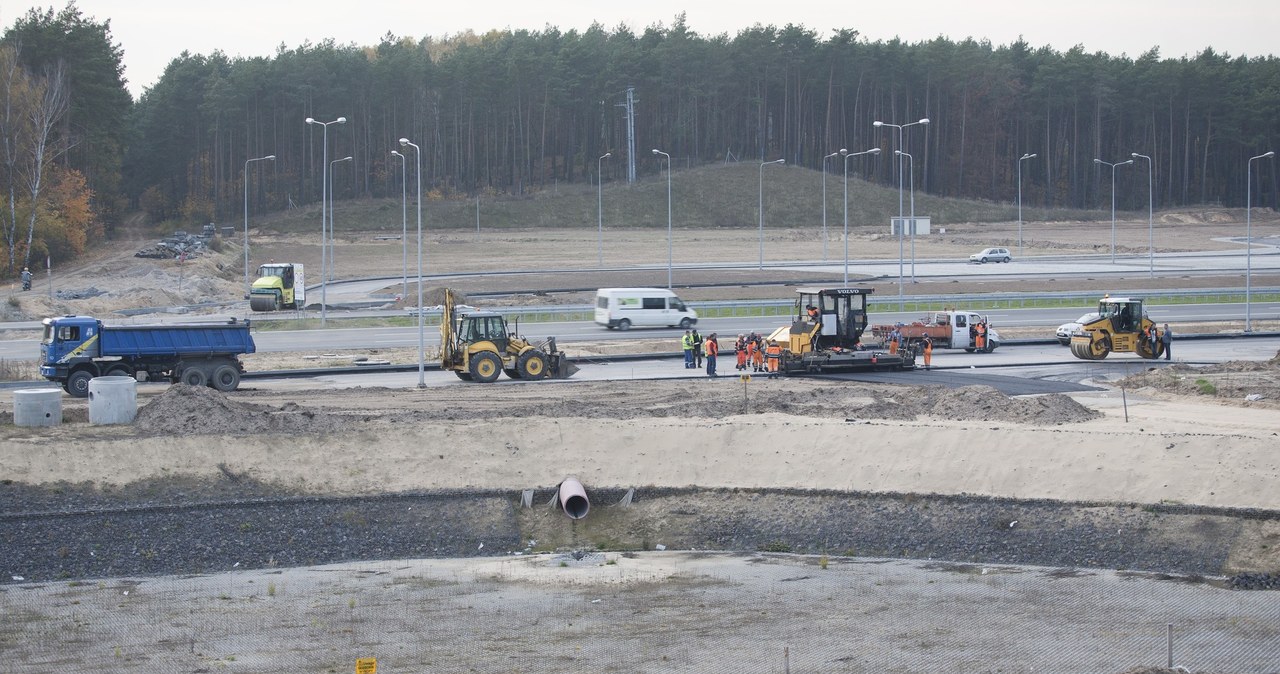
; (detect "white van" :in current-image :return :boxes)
[595,287,698,330]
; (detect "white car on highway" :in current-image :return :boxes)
[970,247,1012,264]
[1056,312,1100,345]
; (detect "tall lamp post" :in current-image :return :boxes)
[327,156,352,286]
[822,150,843,262]
[874,117,929,309]
[399,138,426,388]
[1246,151,1275,332]
[391,150,408,300]
[895,151,917,304]
[1094,157,1133,263]
[652,149,672,288]
[1131,153,1153,278]
[242,154,274,299]
[758,158,785,270]
[305,116,346,325]
[598,152,611,267]
[1017,153,1037,257]
[842,147,881,287]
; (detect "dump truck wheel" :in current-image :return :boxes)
[66,370,94,398]
[517,350,548,379]
[104,365,134,379]
[469,351,502,383]
[180,367,208,387]
[210,364,241,392]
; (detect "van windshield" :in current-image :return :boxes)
[670,298,686,311]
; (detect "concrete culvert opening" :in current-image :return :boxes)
[558,477,590,519]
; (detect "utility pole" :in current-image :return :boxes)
[615,87,637,183]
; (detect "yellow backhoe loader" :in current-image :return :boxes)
[1069,295,1163,360]
[439,289,578,382]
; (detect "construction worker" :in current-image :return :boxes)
[681,330,694,368]
[20,267,32,291]
[807,305,819,322]
[705,332,719,376]
[735,334,748,371]
[765,339,782,378]
[691,329,704,369]
[975,321,986,351]
[922,333,933,370]
[751,333,765,372]
[745,334,758,372]
[888,326,900,355]
[1161,324,1172,361]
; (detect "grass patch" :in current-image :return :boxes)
[1195,378,1218,395]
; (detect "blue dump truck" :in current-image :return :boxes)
[40,315,256,397]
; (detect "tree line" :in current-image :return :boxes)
[2,5,1278,275]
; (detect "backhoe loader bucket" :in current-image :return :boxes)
[550,356,579,379]
[544,338,578,379]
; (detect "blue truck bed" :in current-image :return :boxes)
[99,323,256,357]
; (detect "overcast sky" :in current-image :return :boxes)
[13,0,1278,98]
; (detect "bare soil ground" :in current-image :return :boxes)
[3,212,1279,673]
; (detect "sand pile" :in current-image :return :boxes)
[926,385,1100,425]
[133,384,351,435]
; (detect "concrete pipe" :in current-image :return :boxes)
[13,388,62,427]
[558,477,590,520]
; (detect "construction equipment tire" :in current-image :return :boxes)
[517,350,548,379]
[66,370,94,398]
[469,351,502,383]
[455,371,473,381]
[180,367,208,387]
[210,364,241,392]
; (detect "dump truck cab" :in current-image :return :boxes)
[250,262,305,311]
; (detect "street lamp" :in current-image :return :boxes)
[242,154,274,299]
[391,150,407,301]
[305,116,346,325]
[1246,151,1275,332]
[598,152,611,267]
[1017,153,1037,257]
[874,117,929,310]
[399,137,426,387]
[895,151,917,305]
[1094,157,1133,263]
[822,150,843,262]
[842,147,881,286]
[1131,153,1153,278]
[758,158,785,270]
[327,156,352,285]
[652,149,672,288]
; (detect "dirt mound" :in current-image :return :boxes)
[927,385,1100,425]
[133,384,351,435]
[1117,354,1280,407]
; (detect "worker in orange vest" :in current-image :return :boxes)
[922,333,933,370]
[975,321,986,351]
[705,332,720,376]
[751,333,765,371]
[745,335,758,372]
[765,340,782,378]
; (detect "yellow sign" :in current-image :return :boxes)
[739,374,751,383]
[356,657,377,674]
